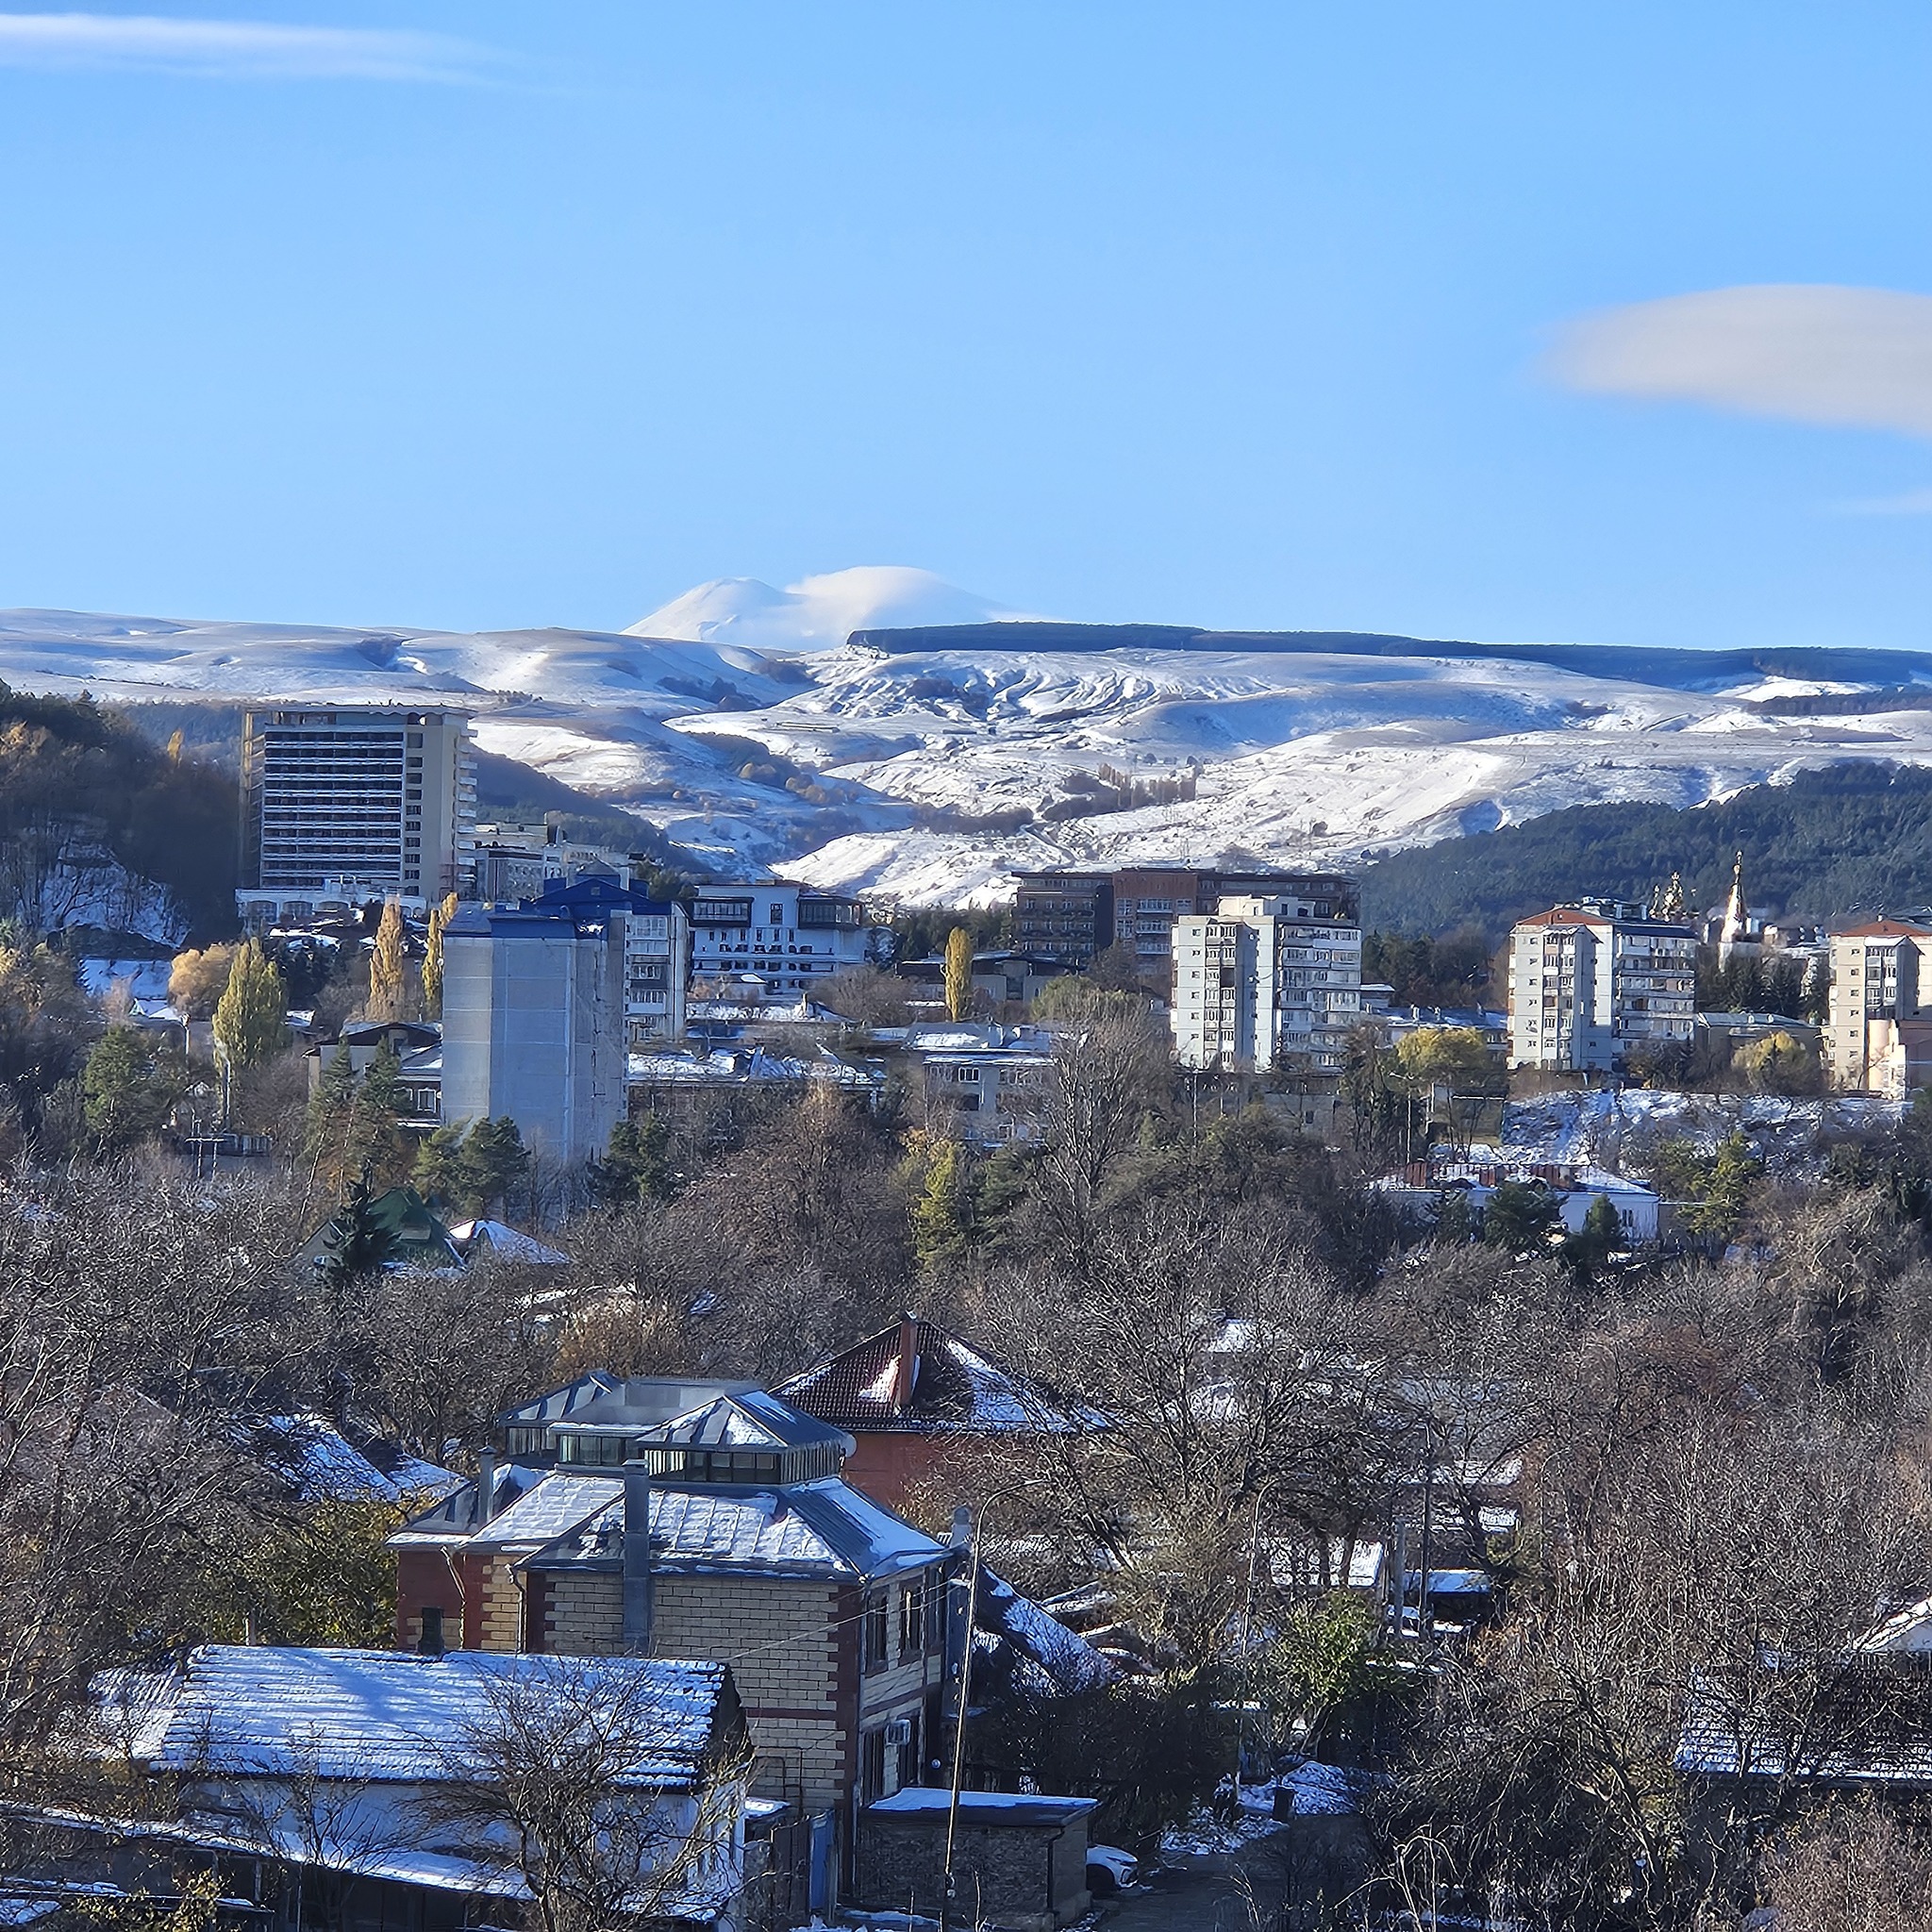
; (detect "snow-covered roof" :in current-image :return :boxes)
[977,1567,1117,1693]
[256,1414,460,1507]
[93,1647,728,1786]
[526,1475,944,1584]
[776,1318,1091,1436]
[867,1788,1096,1823]
[448,1219,571,1266]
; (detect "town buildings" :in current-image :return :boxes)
[687,880,872,1000]
[238,706,475,927]
[1507,901,1697,1073]
[390,1378,957,1894]
[81,1645,749,1932]
[525,874,691,1044]
[1014,864,1360,972]
[1170,890,1364,1073]
[441,895,628,1164]
[777,1314,1084,1512]
[1826,917,1932,1097]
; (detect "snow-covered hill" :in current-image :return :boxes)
[4,568,1932,903]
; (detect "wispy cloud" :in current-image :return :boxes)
[1835,486,1932,517]
[0,11,499,82]
[1548,284,1932,440]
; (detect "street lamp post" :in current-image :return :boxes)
[940,1478,1039,1932]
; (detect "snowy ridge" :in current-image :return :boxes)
[5,568,1932,902]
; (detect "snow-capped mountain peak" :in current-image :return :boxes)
[625,565,1033,651]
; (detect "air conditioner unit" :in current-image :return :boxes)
[883,1718,913,1747]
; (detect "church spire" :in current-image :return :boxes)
[1719,850,1748,959]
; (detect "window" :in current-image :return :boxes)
[860,1726,890,1805]
[900,1575,925,1657]
[863,1592,890,1671]
[418,1605,444,1656]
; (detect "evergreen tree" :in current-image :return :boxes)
[911,1138,970,1272]
[943,926,974,1023]
[368,901,408,1022]
[212,938,288,1073]
[81,1026,178,1152]
[422,891,458,1019]
[1565,1192,1623,1277]
[318,1164,400,1290]
[459,1115,530,1218]
[1431,1187,1474,1244]
[346,1041,407,1189]
[1683,1130,1762,1242]
[303,1042,358,1188]
[1483,1180,1560,1252]
[411,1119,471,1208]
[590,1114,673,1209]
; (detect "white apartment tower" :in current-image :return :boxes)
[1826,919,1932,1097]
[1171,891,1363,1072]
[239,706,475,925]
[1507,902,1696,1072]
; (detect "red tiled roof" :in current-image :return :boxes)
[1834,919,1932,940]
[1514,908,1611,929]
[776,1317,1068,1436]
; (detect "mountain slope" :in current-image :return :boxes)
[3,575,1932,904]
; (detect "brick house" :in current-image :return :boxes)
[390,1378,956,1900]
[775,1314,1087,1512]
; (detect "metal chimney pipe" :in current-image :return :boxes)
[622,1457,654,1653]
[475,1449,497,1527]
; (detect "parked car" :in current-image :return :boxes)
[1087,1844,1139,1895]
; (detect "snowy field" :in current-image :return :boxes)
[5,566,1932,900]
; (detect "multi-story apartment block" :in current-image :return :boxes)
[1170,890,1363,1072]
[391,1377,955,1896]
[441,894,628,1163]
[238,706,475,926]
[1017,866,1360,972]
[523,874,691,1044]
[1012,870,1114,966]
[1826,918,1932,1096]
[1507,902,1696,1072]
[688,879,870,999]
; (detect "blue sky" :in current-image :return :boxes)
[2,3,1930,646]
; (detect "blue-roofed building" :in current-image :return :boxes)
[521,874,691,1045]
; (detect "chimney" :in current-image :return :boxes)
[622,1457,655,1652]
[475,1449,497,1527]
[892,1312,919,1412]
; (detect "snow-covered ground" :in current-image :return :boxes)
[1502,1091,1906,1178]
[5,566,1932,900]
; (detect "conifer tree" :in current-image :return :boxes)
[346,1041,407,1190]
[303,1042,358,1188]
[368,901,408,1022]
[590,1113,674,1209]
[459,1115,529,1219]
[943,925,974,1023]
[911,1138,970,1272]
[411,1119,470,1208]
[212,939,288,1073]
[81,1026,178,1152]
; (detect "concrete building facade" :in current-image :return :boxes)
[688,880,871,1001]
[1170,891,1363,1072]
[441,897,628,1165]
[239,705,475,925]
[1827,918,1932,1097]
[1507,903,1697,1073]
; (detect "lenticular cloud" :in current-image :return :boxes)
[1550,284,1932,440]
